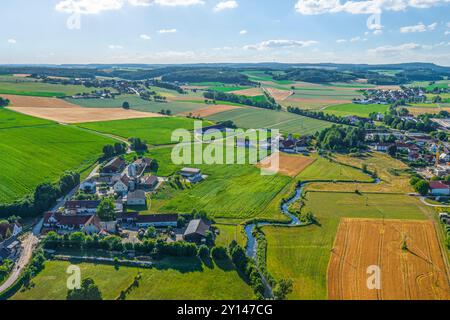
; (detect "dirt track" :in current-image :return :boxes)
[328,218,450,300]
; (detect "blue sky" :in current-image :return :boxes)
[1,0,449,65]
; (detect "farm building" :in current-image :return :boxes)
[139,175,159,190]
[102,157,126,174]
[0,237,21,262]
[180,168,203,183]
[64,200,100,215]
[429,181,450,196]
[183,219,211,243]
[136,214,178,228]
[127,190,147,206]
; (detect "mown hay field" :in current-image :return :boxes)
[264,191,430,300]
[328,218,450,300]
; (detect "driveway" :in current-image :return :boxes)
[0,233,38,294]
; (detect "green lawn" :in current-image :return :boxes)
[0,78,99,97]
[66,95,203,115]
[77,117,211,146]
[0,108,114,203]
[297,157,372,182]
[324,103,389,117]
[264,191,429,300]
[141,146,291,220]
[12,258,254,300]
[207,108,334,136]
[208,86,251,92]
[215,224,246,247]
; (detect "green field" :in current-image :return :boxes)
[138,146,291,220]
[0,108,114,203]
[66,95,203,115]
[77,117,211,146]
[298,157,372,182]
[12,258,254,300]
[410,80,450,91]
[324,103,389,117]
[207,86,251,92]
[264,191,429,300]
[207,108,334,136]
[242,71,295,85]
[0,77,99,97]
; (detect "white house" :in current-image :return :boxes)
[114,175,130,194]
[127,190,147,206]
[180,168,203,183]
[135,214,178,228]
[429,181,450,196]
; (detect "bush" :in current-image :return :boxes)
[197,245,210,259]
[211,246,228,260]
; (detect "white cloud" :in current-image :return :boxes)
[239,29,247,35]
[400,22,437,33]
[7,38,17,44]
[108,44,123,49]
[244,39,318,51]
[446,30,450,35]
[373,29,383,35]
[214,1,238,12]
[55,0,203,15]
[140,34,151,40]
[295,0,450,15]
[336,39,347,43]
[368,43,420,55]
[158,28,177,34]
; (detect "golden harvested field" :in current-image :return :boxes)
[257,153,316,177]
[180,104,241,117]
[231,87,263,97]
[265,87,294,101]
[3,94,78,108]
[328,218,450,300]
[9,106,163,124]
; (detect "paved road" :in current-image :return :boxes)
[419,196,450,208]
[0,233,38,294]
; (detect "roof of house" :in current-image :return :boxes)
[136,214,178,224]
[429,181,450,190]
[181,168,201,174]
[135,157,153,167]
[119,174,131,186]
[184,219,210,237]
[0,222,18,240]
[44,211,95,226]
[65,200,100,210]
[117,212,140,220]
[128,190,146,200]
[103,157,125,171]
[141,175,158,186]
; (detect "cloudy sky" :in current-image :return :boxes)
[1,0,450,65]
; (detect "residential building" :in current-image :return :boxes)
[64,200,100,215]
[429,181,450,196]
[139,175,159,190]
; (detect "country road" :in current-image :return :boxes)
[0,233,38,294]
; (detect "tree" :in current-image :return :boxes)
[67,278,103,300]
[273,279,294,300]
[122,101,130,109]
[211,246,228,260]
[414,180,429,196]
[102,144,115,158]
[114,142,127,155]
[97,197,116,222]
[0,97,10,107]
[34,183,60,212]
[197,245,210,259]
[145,226,157,238]
[387,144,397,157]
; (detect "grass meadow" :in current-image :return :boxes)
[0,108,114,203]
[12,258,254,300]
[76,117,211,146]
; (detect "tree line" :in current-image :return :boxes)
[203,91,280,110]
[0,171,80,219]
[316,125,366,152]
